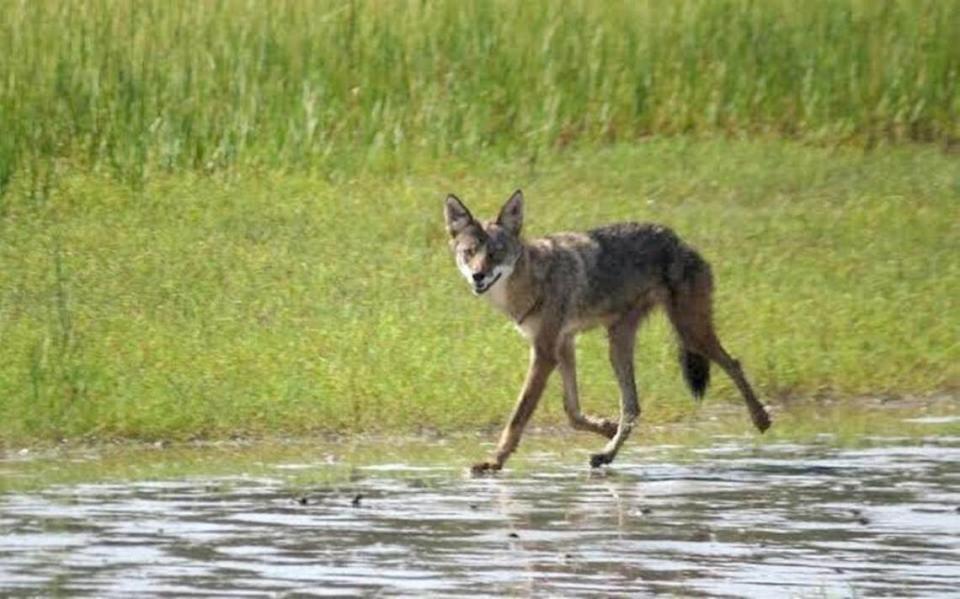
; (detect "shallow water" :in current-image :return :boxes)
[2,440,959,597]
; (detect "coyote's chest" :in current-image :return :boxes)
[483,275,511,313]
[484,274,540,338]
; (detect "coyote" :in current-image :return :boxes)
[444,190,771,473]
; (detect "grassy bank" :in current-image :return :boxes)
[1,0,958,444]
[3,397,959,492]
[1,139,957,443]
[2,0,958,191]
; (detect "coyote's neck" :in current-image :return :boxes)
[485,245,541,324]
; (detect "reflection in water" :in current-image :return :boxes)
[1,441,959,596]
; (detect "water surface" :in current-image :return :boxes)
[2,439,959,597]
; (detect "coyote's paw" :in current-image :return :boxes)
[752,406,772,433]
[589,453,614,469]
[470,460,502,475]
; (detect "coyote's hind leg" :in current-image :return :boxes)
[666,274,771,432]
[702,341,770,432]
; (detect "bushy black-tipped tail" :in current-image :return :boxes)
[663,238,715,401]
[679,350,710,400]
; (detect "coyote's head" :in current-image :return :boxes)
[444,189,524,295]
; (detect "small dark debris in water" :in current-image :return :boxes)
[639,507,653,515]
[508,532,519,539]
[834,567,844,574]
[849,508,861,516]
[296,496,309,506]
[691,530,713,542]
[564,553,573,559]
[351,494,363,507]
[857,516,870,526]
[955,506,960,513]
[469,504,478,510]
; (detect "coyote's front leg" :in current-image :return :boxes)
[557,335,619,439]
[472,344,556,474]
[589,307,644,468]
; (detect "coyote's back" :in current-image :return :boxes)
[546,222,706,316]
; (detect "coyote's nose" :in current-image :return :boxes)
[472,272,486,284]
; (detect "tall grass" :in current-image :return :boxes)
[1,0,958,191]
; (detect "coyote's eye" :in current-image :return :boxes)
[462,246,476,258]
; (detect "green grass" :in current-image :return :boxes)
[1,0,958,192]
[1,139,957,444]
[1,1,958,444]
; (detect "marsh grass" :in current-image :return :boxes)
[1,139,957,443]
[1,0,958,191]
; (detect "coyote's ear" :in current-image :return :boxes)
[444,194,474,237]
[497,189,524,236]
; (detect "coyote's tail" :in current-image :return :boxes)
[663,242,715,402]
[679,349,710,400]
